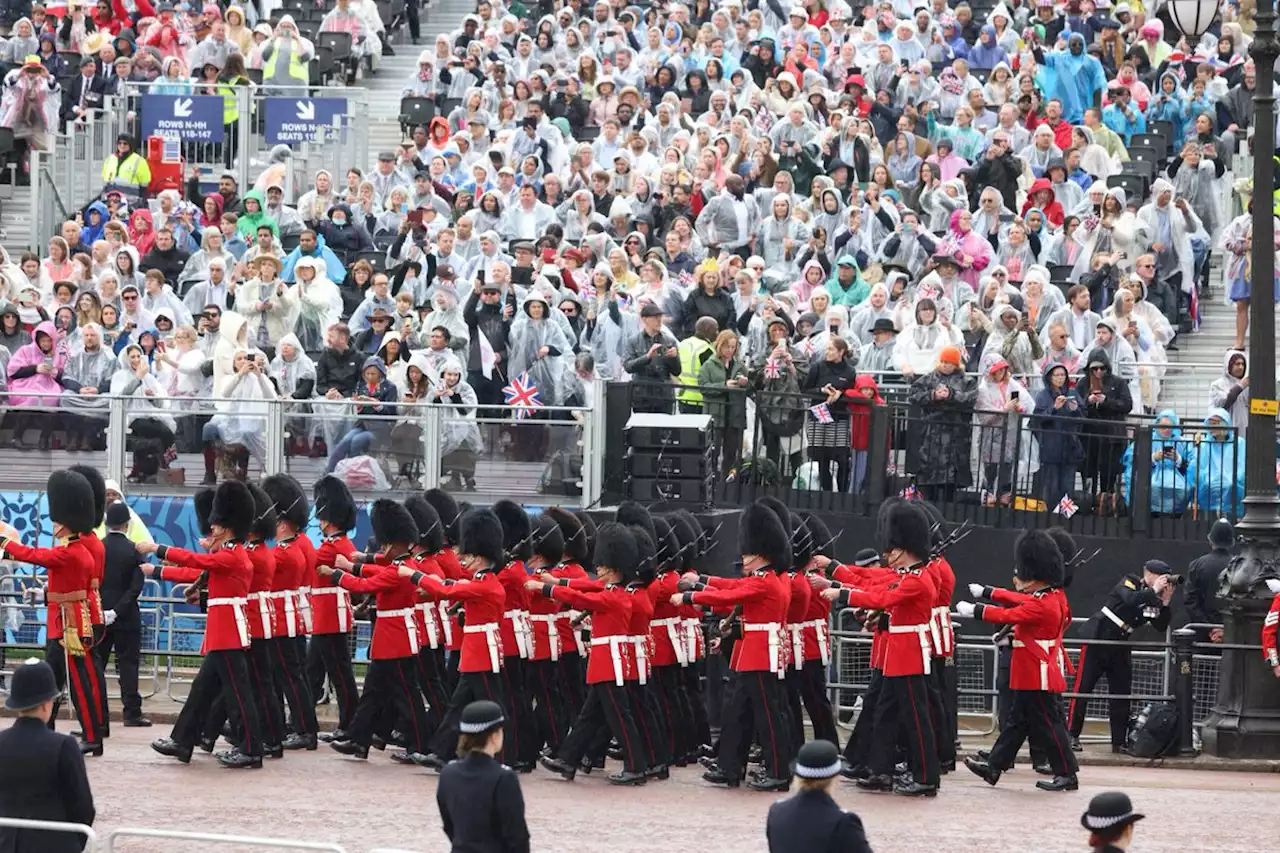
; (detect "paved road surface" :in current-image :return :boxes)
[14,723,1277,853]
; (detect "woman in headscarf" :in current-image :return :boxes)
[6,319,64,449]
[432,354,483,490]
[1121,408,1191,515]
[59,321,114,450]
[886,131,922,193]
[420,284,469,352]
[110,341,177,483]
[267,332,316,454]
[1019,124,1062,179]
[994,221,1042,285]
[1146,70,1190,143]
[1188,408,1246,516]
[893,296,964,378]
[974,356,1033,504]
[1021,268,1065,332]
[296,169,334,226]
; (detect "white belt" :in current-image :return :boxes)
[591,634,629,686]
[265,590,298,637]
[651,617,688,667]
[528,613,562,661]
[1013,638,1060,691]
[437,601,454,646]
[504,609,532,659]
[887,622,932,675]
[1101,606,1132,634]
[311,585,352,633]
[377,607,420,655]
[786,619,831,669]
[464,621,503,673]
[743,621,783,677]
[297,586,313,633]
[930,605,954,656]
[682,616,700,661]
[416,602,439,649]
[207,597,250,647]
[248,591,274,640]
[562,611,586,657]
[630,635,649,685]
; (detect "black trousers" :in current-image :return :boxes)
[46,637,105,743]
[89,623,110,734]
[347,656,431,753]
[557,651,586,720]
[684,657,711,747]
[94,626,143,720]
[306,632,359,730]
[206,638,285,748]
[868,674,939,787]
[927,658,956,766]
[791,659,839,749]
[270,636,317,736]
[989,689,1078,776]
[844,668,882,768]
[527,657,570,753]
[172,649,263,756]
[627,678,672,770]
[559,681,649,774]
[652,664,693,761]
[1068,642,1133,748]
[717,670,794,779]
[414,645,449,733]
[432,670,509,761]
[500,657,540,765]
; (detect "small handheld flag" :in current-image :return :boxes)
[1054,494,1078,518]
[763,357,783,380]
[809,403,834,424]
[503,372,543,420]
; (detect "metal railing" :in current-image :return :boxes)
[0,818,96,851]
[101,828,347,852]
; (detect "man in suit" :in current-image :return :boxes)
[0,660,96,853]
[60,56,105,130]
[95,502,150,728]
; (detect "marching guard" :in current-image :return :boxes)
[309,476,360,743]
[69,464,111,745]
[524,512,571,754]
[492,499,541,771]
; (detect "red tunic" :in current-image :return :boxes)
[926,556,956,657]
[626,582,655,684]
[688,571,790,674]
[1264,593,1280,668]
[547,582,633,685]
[158,543,252,652]
[335,559,424,659]
[831,562,895,670]
[975,587,1070,691]
[0,535,94,641]
[83,533,106,627]
[841,566,937,678]
[244,542,277,641]
[430,548,466,651]
[496,560,532,660]
[798,571,832,665]
[648,571,689,668]
[785,571,812,672]
[271,536,309,639]
[312,534,356,634]
[417,569,507,672]
[554,561,589,657]
[527,563,565,662]
[293,534,318,634]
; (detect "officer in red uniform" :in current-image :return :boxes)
[143,481,264,769]
[69,465,110,745]
[958,529,1079,792]
[491,500,540,771]
[534,521,649,786]
[423,488,465,693]
[524,513,569,754]
[821,546,884,777]
[678,501,795,792]
[822,500,940,797]
[260,474,319,751]
[917,501,957,771]
[544,508,590,720]
[409,508,512,768]
[793,512,838,748]
[308,476,360,742]
[3,470,105,756]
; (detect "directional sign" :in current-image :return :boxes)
[140,94,224,143]
[263,97,348,145]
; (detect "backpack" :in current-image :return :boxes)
[1127,702,1180,758]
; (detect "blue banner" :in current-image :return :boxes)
[263,97,348,145]
[140,94,225,143]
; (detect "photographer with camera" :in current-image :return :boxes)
[1067,559,1175,753]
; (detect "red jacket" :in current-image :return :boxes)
[433,548,467,651]
[926,556,956,657]
[496,560,532,659]
[798,570,832,665]
[245,542,277,641]
[1264,593,1280,668]
[335,558,423,660]
[417,568,506,673]
[843,375,884,452]
[527,562,566,662]
[840,566,937,677]
[82,533,106,627]
[830,562,894,669]
[974,587,1070,691]
[367,550,444,649]
[554,561,589,658]
[648,571,689,667]
[544,581,633,685]
[627,582,655,683]
[312,534,356,634]
[686,571,790,674]
[158,542,252,652]
[271,537,310,639]
[1,536,95,641]
[785,571,813,671]
[293,534,317,634]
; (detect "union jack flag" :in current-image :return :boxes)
[763,357,783,379]
[677,270,696,288]
[809,403,834,424]
[900,483,920,501]
[801,337,816,356]
[503,371,543,420]
[1054,494,1079,518]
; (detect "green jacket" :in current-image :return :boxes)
[697,354,749,430]
[237,189,279,239]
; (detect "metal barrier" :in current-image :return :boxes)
[102,827,346,852]
[0,817,97,851]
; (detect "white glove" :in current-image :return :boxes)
[955,601,976,618]
[968,582,985,598]
[1265,579,1280,594]
[104,610,117,626]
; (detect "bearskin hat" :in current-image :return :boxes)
[372,498,419,549]
[798,512,835,559]
[615,500,656,541]
[460,509,505,569]
[673,509,708,559]
[651,516,680,572]
[1042,527,1076,589]
[193,488,216,536]
[593,521,639,580]
[245,483,277,542]
[532,512,565,565]
[261,474,308,532]
[493,499,532,563]
[313,476,357,533]
[574,511,598,569]
[1015,529,1065,586]
[424,488,461,546]
[738,501,792,572]
[758,495,800,569]
[67,465,106,527]
[47,470,96,535]
[404,495,444,553]
[546,507,588,564]
[876,498,932,560]
[210,481,255,540]
[628,525,656,584]
[663,512,698,571]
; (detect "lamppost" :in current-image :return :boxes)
[1169,0,1280,758]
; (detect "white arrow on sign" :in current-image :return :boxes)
[295,100,315,121]
[173,98,193,118]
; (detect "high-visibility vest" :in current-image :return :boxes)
[263,41,309,86]
[217,82,243,125]
[676,336,712,406]
[102,153,148,189]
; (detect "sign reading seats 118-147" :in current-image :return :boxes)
[140,94,225,143]
[263,97,348,145]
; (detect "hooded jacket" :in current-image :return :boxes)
[7,320,65,407]
[1208,349,1249,436]
[351,355,399,433]
[1031,362,1084,465]
[1021,177,1064,227]
[1073,348,1131,432]
[844,374,884,451]
[236,189,278,240]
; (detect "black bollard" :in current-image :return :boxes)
[1172,628,1197,755]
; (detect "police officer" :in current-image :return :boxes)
[436,700,530,853]
[0,659,96,853]
[766,740,872,853]
[95,502,150,728]
[1068,559,1175,752]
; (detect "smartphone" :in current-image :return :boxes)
[1011,390,1020,400]
[829,325,838,335]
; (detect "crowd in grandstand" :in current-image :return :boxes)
[0,0,1264,509]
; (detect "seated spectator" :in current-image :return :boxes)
[140,227,191,286]
[59,322,113,450]
[6,319,64,449]
[349,270,395,334]
[109,342,177,483]
[375,329,408,388]
[325,355,398,474]
[201,347,276,484]
[269,332,316,456]
[178,226,236,294]
[282,229,346,284]
[432,355,482,490]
